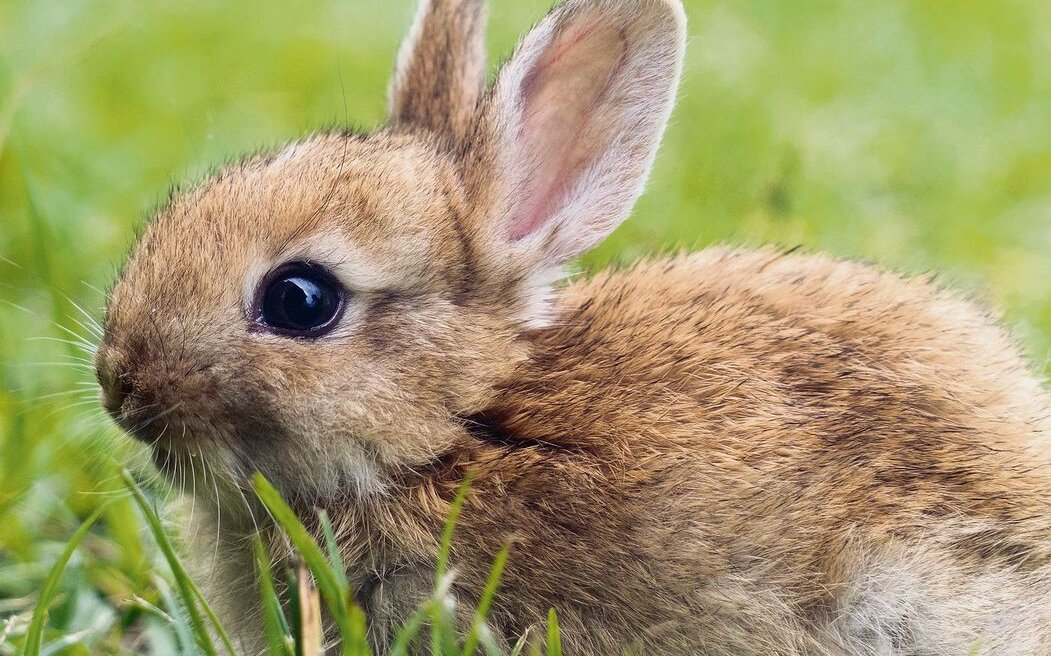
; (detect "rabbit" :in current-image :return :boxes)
[94,0,1051,653]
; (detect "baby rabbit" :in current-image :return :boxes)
[96,0,1051,653]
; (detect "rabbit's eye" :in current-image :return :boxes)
[255,262,344,337]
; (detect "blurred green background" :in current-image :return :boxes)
[1,0,1050,652]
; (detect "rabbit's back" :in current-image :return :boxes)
[454,246,1051,654]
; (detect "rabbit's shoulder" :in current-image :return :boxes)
[501,245,1051,486]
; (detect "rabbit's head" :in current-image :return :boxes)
[96,0,686,503]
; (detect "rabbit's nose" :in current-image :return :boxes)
[95,344,134,419]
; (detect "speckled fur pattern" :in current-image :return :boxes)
[97,0,1051,654]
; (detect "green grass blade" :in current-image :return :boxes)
[319,506,372,654]
[153,573,197,655]
[461,545,509,656]
[429,600,460,656]
[387,605,429,656]
[287,567,303,656]
[251,473,369,653]
[253,534,293,656]
[344,604,370,656]
[121,469,236,656]
[435,476,472,584]
[507,631,530,656]
[318,509,349,594]
[546,609,562,656]
[23,501,110,656]
[431,476,473,654]
[252,474,343,611]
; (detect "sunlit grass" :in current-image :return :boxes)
[1,0,1050,653]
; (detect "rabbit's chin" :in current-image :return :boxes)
[120,396,396,512]
[140,439,256,530]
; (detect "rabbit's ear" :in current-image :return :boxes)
[388,0,488,140]
[471,0,685,265]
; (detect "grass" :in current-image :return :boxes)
[1,0,1049,653]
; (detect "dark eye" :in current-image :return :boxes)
[256,262,344,337]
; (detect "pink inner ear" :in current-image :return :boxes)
[507,15,628,241]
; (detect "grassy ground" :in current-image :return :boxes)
[1,0,1050,653]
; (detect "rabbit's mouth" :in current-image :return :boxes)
[106,399,184,445]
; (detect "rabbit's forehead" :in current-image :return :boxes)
[245,136,462,289]
[114,134,466,318]
[248,134,463,262]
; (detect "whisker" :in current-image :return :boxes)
[77,488,133,499]
[123,402,162,430]
[64,295,105,337]
[65,311,104,342]
[234,480,261,536]
[22,361,97,372]
[0,299,99,353]
[44,397,103,414]
[147,421,169,452]
[39,355,97,368]
[26,336,98,351]
[160,449,175,508]
[128,402,185,435]
[0,257,104,340]
[188,446,198,535]
[209,461,223,568]
[80,281,108,302]
[19,387,97,403]
[0,254,24,269]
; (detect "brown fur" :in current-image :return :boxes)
[97,0,1051,654]
[389,0,487,142]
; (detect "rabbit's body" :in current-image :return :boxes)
[306,247,1049,655]
[97,0,1051,653]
